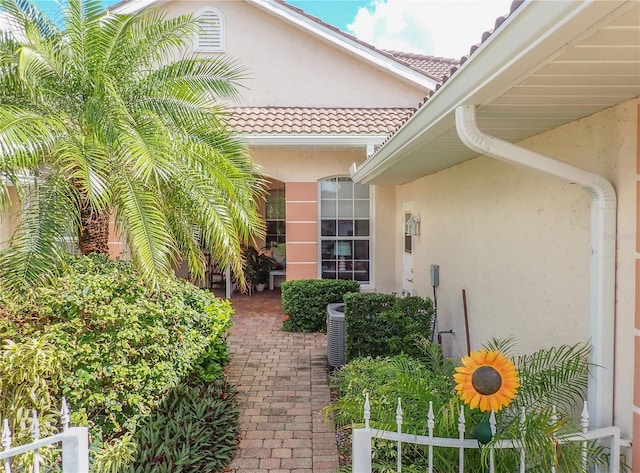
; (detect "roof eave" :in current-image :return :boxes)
[238,134,387,147]
[246,0,438,91]
[351,0,634,185]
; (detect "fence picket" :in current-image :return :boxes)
[581,401,590,473]
[30,411,40,473]
[0,399,88,473]
[457,406,465,473]
[427,401,434,473]
[489,411,496,473]
[60,398,70,432]
[3,419,12,473]
[396,398,403,472]
[352,394,621,473]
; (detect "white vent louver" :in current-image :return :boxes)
[196,8,224,52]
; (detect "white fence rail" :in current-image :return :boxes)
[0,399,89,473]
[352,394,621,473]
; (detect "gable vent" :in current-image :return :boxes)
[195,7,224,52]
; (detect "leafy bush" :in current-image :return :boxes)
[127,380,239,473]
[344,293,434,360]
[281,279,360,332]
[326,340,615,473]
[0,254,234,467]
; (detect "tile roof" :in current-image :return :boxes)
[226,107,416,134]
[273,0,457,82]
[371,0,525,151]
[383,51,460,80]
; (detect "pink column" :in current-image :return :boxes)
[285,182,318,280]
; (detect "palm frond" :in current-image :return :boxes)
[512,341,590,414]
[0,175,79,291]
[111,172,175,286]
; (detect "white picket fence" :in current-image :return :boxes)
[0,399,89,473]
[352,394,621,473]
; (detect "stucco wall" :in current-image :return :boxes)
[393,98,638,439]
[0,186,20,248]
[160,0,426,107]
[252,146,391,289]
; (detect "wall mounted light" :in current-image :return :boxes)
[406,214,421,237]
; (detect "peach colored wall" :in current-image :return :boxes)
[107,219,124,259]
[160,0,427,108]
[286,182,317,281]
[392,98,639,444]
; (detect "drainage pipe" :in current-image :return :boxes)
[455,105,616,428]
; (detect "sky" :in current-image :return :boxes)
[30,0,514,59]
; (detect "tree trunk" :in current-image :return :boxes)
[79,202,110,255]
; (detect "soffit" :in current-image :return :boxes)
[354,0,640,185]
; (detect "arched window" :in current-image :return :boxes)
[194,7,224,52]
[319,177,371,283]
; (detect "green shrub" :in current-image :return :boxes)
[281,279,360,332]
[0,254,232,437]
[344,292,434,360]
[127,380,239,473]
[326,341,615,473]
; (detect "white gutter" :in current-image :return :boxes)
[455,105,616,429]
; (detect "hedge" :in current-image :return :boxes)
[281,279,360,332]
[344,292,434,360]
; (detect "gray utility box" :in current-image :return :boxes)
[326,303,346,369]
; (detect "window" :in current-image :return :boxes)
[265,187,285,246]
[319,177,370,283]
[194,7,224,52]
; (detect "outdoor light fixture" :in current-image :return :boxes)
[334,241,351,271]
[406,214,421,236]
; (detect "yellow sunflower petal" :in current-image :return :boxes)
[454,349,519,413]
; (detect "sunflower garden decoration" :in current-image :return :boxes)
[454,348,520,445]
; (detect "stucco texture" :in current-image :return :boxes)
[391,98,638,440]
[160,0,426,108]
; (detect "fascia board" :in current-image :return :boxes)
[110,0,161,14]
[246,0,437,91]
[239,134,387,147]
[352,0,632,184]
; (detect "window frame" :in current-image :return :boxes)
[317,176,372,286]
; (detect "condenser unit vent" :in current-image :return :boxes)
[326,303,346,369]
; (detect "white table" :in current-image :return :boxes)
[269,270,286,290]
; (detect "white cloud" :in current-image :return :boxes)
[347,0,514,59]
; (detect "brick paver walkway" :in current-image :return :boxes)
[226,291,339,473]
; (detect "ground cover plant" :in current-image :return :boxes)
[326,339,614,472]
[0,255,236,471]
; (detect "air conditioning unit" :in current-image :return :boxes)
[326,303,346,369]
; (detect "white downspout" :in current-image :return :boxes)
[455,105,616,428]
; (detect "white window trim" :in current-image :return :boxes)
[317,176,373,289]
[194,6,225,53]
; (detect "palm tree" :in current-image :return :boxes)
[0,0,265,290]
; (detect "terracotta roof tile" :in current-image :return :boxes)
[273,0,457,81]
[383,51,460,79]
[226,107,416,134]
[370,0,524,153]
